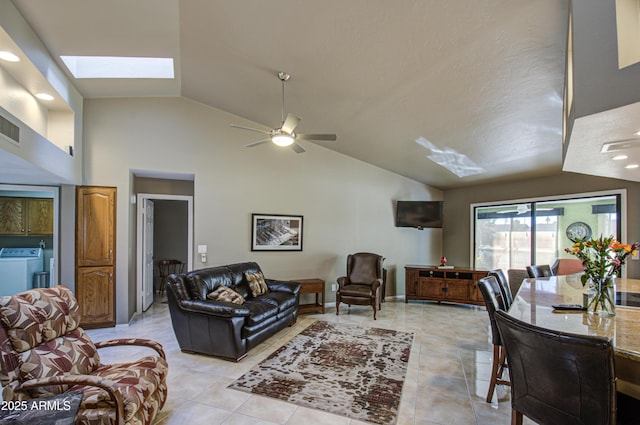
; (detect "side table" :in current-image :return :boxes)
[294,278,325,314]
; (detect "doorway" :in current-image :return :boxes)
[0,184,59,293]
[136,193,193,313]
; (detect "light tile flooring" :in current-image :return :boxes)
[87,298,537,425]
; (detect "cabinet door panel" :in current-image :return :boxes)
[445,280,472,300]
[77,266,115,328]
[406,270,418,296]
[0,198,26,235]
[76,187,115,266]
[419,278,444,299]
[27,198,53,235]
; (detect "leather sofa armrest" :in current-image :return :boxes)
[266,280,301,295]
[179,299,251,318]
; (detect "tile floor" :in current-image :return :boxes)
[87,297,537,425]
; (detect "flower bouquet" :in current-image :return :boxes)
[565,235,639,316]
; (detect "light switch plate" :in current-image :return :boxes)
[197,244,207,254]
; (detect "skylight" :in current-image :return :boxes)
[60,56,174,79]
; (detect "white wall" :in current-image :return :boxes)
[83,97,442,324]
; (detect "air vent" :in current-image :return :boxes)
[0,115,19,144]
[600,138,640,153]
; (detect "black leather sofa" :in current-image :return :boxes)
[166,262,301,361]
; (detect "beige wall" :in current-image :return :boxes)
[83,97,442,324]
[443,172,640,277]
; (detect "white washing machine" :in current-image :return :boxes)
[0,248,44,296]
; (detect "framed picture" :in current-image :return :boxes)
[251,213,303,251]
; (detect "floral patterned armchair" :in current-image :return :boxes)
[0,286,168,425]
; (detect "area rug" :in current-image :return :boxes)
[228,321,414,425]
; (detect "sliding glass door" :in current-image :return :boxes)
[474,194,620,271]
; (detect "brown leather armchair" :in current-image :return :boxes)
[336,252,384,320]
[0,286,168,425]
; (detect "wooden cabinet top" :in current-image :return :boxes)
[405,265,487,273]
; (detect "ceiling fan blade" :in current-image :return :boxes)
[296,133,337,141]
[230,124,271,135]
[281,113,301,134]
[244,139,270,148]
[291,143,306,153]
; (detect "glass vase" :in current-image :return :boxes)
[587,277,616,316]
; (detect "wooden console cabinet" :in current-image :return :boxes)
[405,265,488,306]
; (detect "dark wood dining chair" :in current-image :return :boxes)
[495,310,618,425]
[157,259,185,296]
[477,276,510,403]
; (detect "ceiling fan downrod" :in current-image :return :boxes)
[278,72,290,127]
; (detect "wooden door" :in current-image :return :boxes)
[76,266,114,328]
[76,186,116,328]
[76,187,115,267]
[27,198,54,235]
[0,198,26,235]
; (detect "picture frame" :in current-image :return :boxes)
[251,213,304,251]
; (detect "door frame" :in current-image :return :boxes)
[136,193,193,313]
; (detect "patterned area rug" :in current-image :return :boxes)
[228,321,414,425]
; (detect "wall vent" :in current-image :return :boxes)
[0,115,20,145]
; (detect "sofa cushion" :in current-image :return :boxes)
[75,355,169,422]
[186,266,233,300]
[0,286,81,353]
[259,292,298,312]
[243,300,278,325]
[206,286,245,305]
[245,272,269,297]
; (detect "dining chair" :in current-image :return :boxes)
[507,269,529,297]
[488,269,513,310]
[494,310,616,425]
[157,259,185,296]
[551,258,585,275]
[477,276,510,403]
[526,264,553,278]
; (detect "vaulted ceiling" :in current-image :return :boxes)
[6,0,640,189]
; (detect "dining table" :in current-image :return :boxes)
[507,274,640,399]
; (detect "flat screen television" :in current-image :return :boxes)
[395,201,443,229]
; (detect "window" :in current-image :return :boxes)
[473,192,622,270]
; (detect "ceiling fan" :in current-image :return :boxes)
[230,72,337,153]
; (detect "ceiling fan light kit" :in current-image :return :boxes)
[230,71,336,153]
[272,133,294,146]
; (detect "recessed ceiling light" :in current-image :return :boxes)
[60,56,174,79]
[635,130,640,136]
[625,164,639,169]
[35,93,54,101]
[613,155,628,160]
[0,51,20,62]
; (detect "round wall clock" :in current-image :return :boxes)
[566,221,592,241]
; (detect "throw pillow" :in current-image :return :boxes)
[245,272,269,297]
[206,286,245,305]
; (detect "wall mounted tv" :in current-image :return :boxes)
[395,201,443,229]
